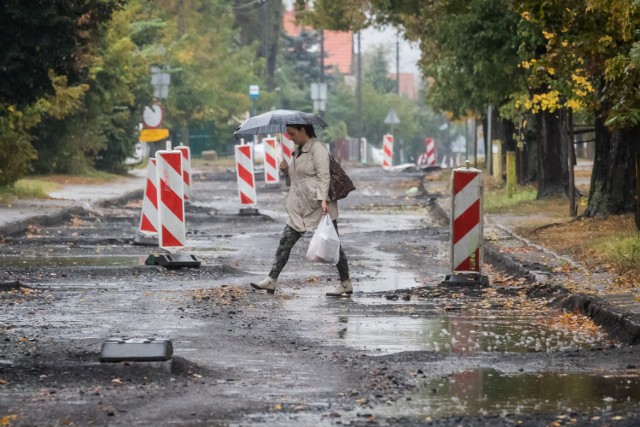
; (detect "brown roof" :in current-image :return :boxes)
[389,73,417,99]
[283,10,353,75]
[323,31,352,74]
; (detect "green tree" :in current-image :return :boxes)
[154,0,261,150]
[32,2,152,174]
[0,0,124,182]
[0,0,124,107]
[365,48,397,94]
[233,0,283,90]
[513,0,640,214]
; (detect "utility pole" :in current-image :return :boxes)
[320,29,325,82]
[357,32,363,162]
[396,33,400,95]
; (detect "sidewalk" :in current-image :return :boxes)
[2,169,640,345]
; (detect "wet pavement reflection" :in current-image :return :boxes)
[385,369,640,418]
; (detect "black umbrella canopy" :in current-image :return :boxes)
[234,109,328,135]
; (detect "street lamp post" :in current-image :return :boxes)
[311,82,327,119]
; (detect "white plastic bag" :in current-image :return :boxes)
[306,214,340,264]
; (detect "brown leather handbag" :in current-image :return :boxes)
[328,156,356,201]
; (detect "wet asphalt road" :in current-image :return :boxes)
[0,166,640,426]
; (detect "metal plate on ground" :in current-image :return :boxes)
[442,273,489,287]
[239,207,259,216]
[145,253,201,269]
[100,337,173,362]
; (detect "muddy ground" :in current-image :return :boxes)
[1,166,639,426]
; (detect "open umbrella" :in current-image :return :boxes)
[234,109,328,135]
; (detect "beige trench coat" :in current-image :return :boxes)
[285,138,338,232]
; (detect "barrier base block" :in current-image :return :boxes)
[133,235,159,246]
[145,253,201,269]
[100,337,173,362]
[239,207,259,216]
[442,273,489,287]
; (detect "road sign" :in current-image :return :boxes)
[139,128,169,143]
[143,104,163,129]
[384,108,400,125]
[249,84,260,99]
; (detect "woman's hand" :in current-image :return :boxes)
[279,160,289,173]
[321,199,328,214]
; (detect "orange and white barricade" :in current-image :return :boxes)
[235,144,257,206]
[444,161,488,286]
[262,136,279,184]
[138,158,159,237]
[156,149,186,251]
[425,138,437,167]
[175,144,191,201]
[382,134,394,169]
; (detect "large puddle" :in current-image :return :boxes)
[383,369,640,418]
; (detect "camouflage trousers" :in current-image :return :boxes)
[268,222,349,281]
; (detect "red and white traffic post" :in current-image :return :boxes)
[382,134,394,169]
[235,143,258,215]
[143,142,200,268]
[175,144,192,201]
[262,136,279,185]
[281,134,294,166]
[425,137,437,167]
[444,161,489,286]
[156,147,186,251]
[135,158,159,245]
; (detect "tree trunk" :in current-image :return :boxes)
[584,113,640,216]
[537,110,568,199]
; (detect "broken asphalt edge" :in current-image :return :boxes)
[485,242,640,346]
[0,189,143,238]
[429,195,640,346]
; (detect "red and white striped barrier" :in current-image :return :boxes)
[281,135,294,167]
[382,134,394,168]
[262,136,279,184]
[425,138,437,166]
[450,164,483,274]
[156,149,186,250]
[138,158,158,237]
[175,144,191,201]
[235,144,257,206]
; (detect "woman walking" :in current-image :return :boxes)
[250,123,352,296]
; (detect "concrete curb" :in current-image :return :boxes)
[0,206,87,237]
[426,189,640,345]
[485,229,640,346]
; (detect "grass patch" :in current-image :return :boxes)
[484,185,538,213]
[0,179,61,203]
[533,214,640,280]
[596,235,640,273]
[36,170,122,186]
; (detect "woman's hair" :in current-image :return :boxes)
[286,123,317,138]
